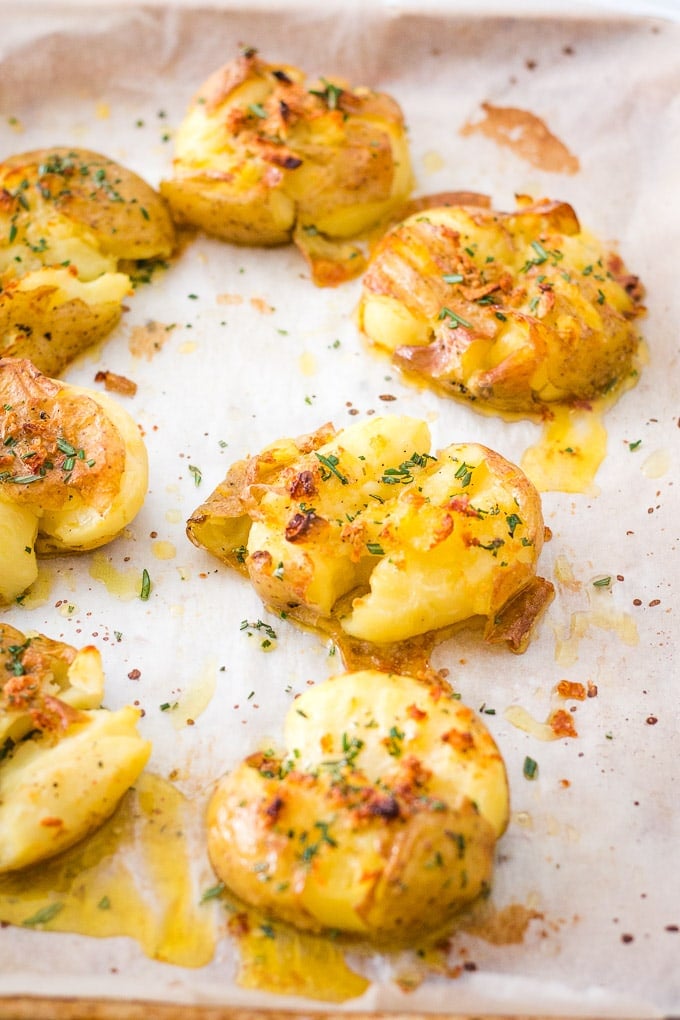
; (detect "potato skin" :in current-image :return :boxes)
[0,624,150,873]
[358,197,645,414]
[0,358,148,603]
[207,669,508,940]
[187,415,553,652]
[0,147,175,374]
[160,49,413,285]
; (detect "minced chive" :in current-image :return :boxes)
[442,272,464,284]
[140,568,151,600]
[188,464,202,486]
[593,575,612,588]
[439,306,472,329]
[22,902,63,927]
[200,882,225,903]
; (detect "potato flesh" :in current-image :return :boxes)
[0,706,150,872]
[239,415,545,643]
[207,670,508,938]
[359,200,644,412]
[0,625,150,872]
[0,360,149,603]
[161,52,413,281]
[0,147,175,373]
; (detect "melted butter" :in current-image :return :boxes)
[0,774,216,967]
[179,340,198,354]
[95,102,110,120]
[152,540,176,561]
[554,597,638,667]
[89,551,142,601]
[229,908,370,1003]
[641,448,670,479]
[18,567,54,609]
[298,351,317,377]
[172,657,217,729]
[165,508,183,525]
[504,704,558,741]
[520,405,607,494]
[422,150,445,173]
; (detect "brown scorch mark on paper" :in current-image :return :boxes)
[128,321,174,360]
[461,103,580,175]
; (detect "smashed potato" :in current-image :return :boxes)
[160,48,413,285]
[0,147,175,375]
[358,196,645,414]
[187,415,553,653]
[207,669,509,939]
[0,623,150,872]
[0,358,148,604]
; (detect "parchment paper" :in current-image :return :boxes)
[0,3,679,1017]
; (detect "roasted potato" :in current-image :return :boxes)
[358,196,645,414]
[0,358,148,604]
[0,622,150,872]
[207,668,509,939]
[0,147,176,375]
[160,48,413,285]
[187,415,553,654]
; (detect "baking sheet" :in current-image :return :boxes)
[1,3,679,1017]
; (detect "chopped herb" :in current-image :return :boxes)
[309,80,344,110]
[97,896,111,910]
[200,882,225,903]
[22,903,63,927]
[240,619,277,641]
[366,541,384,555]
[592,575,612,588]
[140,568,151,601]
[506,512,522,537]
[248,102,268,119]
[315,451,348,485]
[628,439,642,451]
[439,306,472,329]
[454,461,474,487]
[188,464,202,486]
[523,756,538,780]
[442,272,464,284]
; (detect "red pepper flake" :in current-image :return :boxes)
[633,598,642,606]
[559,779,571,788]
[549,708,578,738]
[556,680,586,701]
[648,599,661,607]
[128,668,141,680]
[621,933,634,944]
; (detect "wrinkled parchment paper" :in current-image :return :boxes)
[1,3,679,1016]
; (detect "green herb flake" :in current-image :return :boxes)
[200,882,225,903]
[315,451,348,485]
[97,896,111,910]
[188,464,202,486]
[22,902,64,927]
[592,575,612,588]
[140,568,152,601]
[628,439,642,451]
[523,756,538,780]
[439,306,472,329]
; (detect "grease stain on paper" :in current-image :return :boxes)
[461,102,579,175]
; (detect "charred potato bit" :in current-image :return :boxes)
[358,197,645,413]
[0,357,148,604]
[160,48,413,285]
[0,147,175,374]
[0,622,150,872]
[187,415,553,652]
[207,669,509,939]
